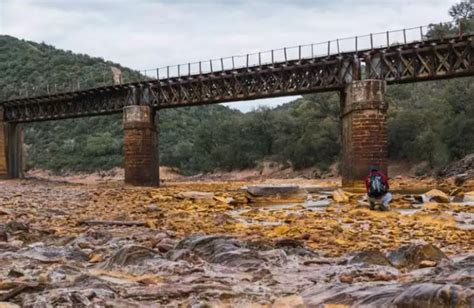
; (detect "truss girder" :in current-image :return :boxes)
[1,36,472,123]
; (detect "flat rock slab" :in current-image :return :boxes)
[245,184,301,197]
[176,191,215,200]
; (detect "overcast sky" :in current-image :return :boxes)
[0,0,457,112]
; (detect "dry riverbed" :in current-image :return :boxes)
[0,177,473,307]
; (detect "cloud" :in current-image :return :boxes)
[0,0,458,111]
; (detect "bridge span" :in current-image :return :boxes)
[0,26,473,186]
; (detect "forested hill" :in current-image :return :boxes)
[0,13,473,176]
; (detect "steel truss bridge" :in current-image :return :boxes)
[0,26,473,123]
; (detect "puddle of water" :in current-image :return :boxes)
[450,212,474,230]
[453,201,474,206]
[228,199,331,226]
[253,199,331,212]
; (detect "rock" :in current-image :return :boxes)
[422,202,446,211]
[174,235,264,268]
[7,268,24,278]
[145,204,161,212]
[332,189,349,203]
[419,260,437,268]
[391,283,474,307]
[22,245,89,263]
[464,191,474,202]
[449,187,463,196]
[214,213,238,225]
[452,192,464,203]
[347,249,392,266]
[272,295,305,308]
[101,245,157,269]
[246,184,300,197]
[156,238,175,253]
[454,174,468,186]
[0,303,21,308]
[303,280,474,307]
[275,239,318,257]
[413,195,424,204]
[339,274,354,283]
[5,221,29,233]
[0,230,7,242]
[176,191,215,200]
[424,189,449,203]
[442,154,474,177]
[213,196,237,205]
[388,244,447,269]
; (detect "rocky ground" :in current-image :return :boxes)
[0,177,473,307]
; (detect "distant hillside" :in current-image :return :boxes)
[0,8,473,176]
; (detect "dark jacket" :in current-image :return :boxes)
[365,170,389,195]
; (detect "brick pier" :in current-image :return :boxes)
[0,107,23,179]
[123,105,159,186]
[341,80,388,187]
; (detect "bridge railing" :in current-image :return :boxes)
[3,20,469,101]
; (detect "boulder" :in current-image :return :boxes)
[101,245,157,269]
[348,249,392,266]
[387,244,447,269]
[424,189,449,203]
[174,235,264,268]
[245,184,300,197]
[391,283,474,307]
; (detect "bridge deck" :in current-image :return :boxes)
[1,34,473,123]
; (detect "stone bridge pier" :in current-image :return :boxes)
[341,80,388,187]
[123,105,159,186]
[0,108,24,179]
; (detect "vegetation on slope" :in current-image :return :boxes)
[0,1,472,176]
